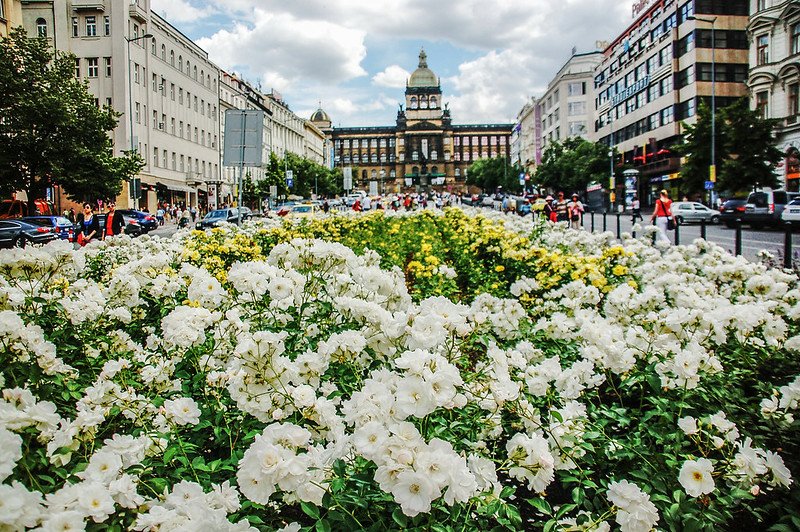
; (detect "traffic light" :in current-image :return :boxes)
[129,177,141,199]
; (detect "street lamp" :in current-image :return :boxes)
[688,15,717,204]
[125,32,153,210]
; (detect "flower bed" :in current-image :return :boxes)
[0,209,798,531]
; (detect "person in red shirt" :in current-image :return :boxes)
[650,189,673,243]
[104,202,125,239]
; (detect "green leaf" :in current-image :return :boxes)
[301,502,320,520]
[392,508,408,528]
[315,520,332,532]
[526,497,552,516]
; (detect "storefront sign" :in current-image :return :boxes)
[611,76,650,106]
[632,0,654,19]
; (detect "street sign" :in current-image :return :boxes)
[709,164,717,183]
[343,167,353,191]
[287,178,294,188]
[222,110,265,167]
[285,170,293,181]
[704,180,715,190]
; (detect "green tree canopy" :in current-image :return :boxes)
[466,156,519,192]
[673,99,783,196]
[0,28,143,209]
[240,152,340,207]
[534,138,614,195]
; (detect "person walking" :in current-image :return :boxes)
[103,202,125,240]
[543,195,556,223]
[651,189,674,243]
[568,193,584,230]
[75,203,100,246]
[631,195,643,222]
[555,192,569,222]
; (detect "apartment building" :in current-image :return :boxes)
[592,0,749,204]
[513,98,542,177]
[1,0,22,37]
[748,0,800,189]
[539,51,603,151]
[21,0,221,212]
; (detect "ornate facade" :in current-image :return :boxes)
[311,50,513,193]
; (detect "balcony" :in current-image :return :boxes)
[72,0,105,10]
[129,1,147,23]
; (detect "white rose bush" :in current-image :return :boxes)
[0,207,797,530]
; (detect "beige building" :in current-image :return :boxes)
[0,0,22,37]
[21,0,220,212]
[540,51,603,151]
[513,97,542,177]
[748,0,800,189]
[592,0,749,205]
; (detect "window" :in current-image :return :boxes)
[410,96,418,109]
[153,111,157,129]
[36,18,47,38]
[105,97,112,107]
[104,57,111,77]
[74,59,80,78]
[133,24,138,39]
[694,0,747,15]
[674,65,694,89]
[178,56,183,71]
[133,63,139,84]
[568,121,586,136]
[161,44,166,61]
[86,16,96,36]
[659,45,672,65]
[568,82,585,96]
[792,24,800,55]
[757,35,769,65]
[152,73,157,91]
[179,88,183,104]
[180,155,185,172]
[171,152,176,170]
[660,76,673,95]
[661,106,674,125]
[568,102,586,116]
[162,150,167,168]
[193,66,197,80]
[153,147,158,167]
[756,91,769,118]
[678,0,694,22]
[179,122,183,137]
[676,98,696,120]
[790,83,799,117]
[104,16,110,36]
[87,58,98,78]
[151,38,156,55]
[675,31,695,57]
[160,77,165,95]
[170,51,174,66]
[72,17,78,37]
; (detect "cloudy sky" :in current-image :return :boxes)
[150,0,634,127]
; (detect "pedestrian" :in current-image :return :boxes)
[568,193,584,230]
[322,199,330,213]
[352,199,362,212]
[103,202,125,240]
[651,189,674,244]
[75,203,100,246]
[156,206,165,226]
[555,192,569,222]
[190,205,197,222]
[631,195,643,222]
[543,195,556,223]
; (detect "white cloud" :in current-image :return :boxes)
[151,0,216,23]
[372,65,411,88]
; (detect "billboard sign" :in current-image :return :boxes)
[222,110,265,167]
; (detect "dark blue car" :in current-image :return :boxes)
[21,216,75,242]
[116,210,158,232]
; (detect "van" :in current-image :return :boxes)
[742,189,800,228]
[0,199,56,219]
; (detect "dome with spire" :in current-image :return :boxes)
[408,48,439,88]
[310,105,331,123]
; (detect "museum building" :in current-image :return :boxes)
[311,50,513,193]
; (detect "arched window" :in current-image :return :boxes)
[212,79,216,91]
[170,50,174,66]
[410,96,418,109]
[36,18,47,38]
[161,44,166,60]
[420,96,428,109]
[178,55,182,70]
[430,96,438,108]
[186,60,190,75]
[200,70,204,84]
[390,169,396,178]
[361,170,367,179]
[371,170,377,178]
[412,166,419,175]
[455,168,461,177]
[151,38,157,54]
[431,166,438,175]
[207,75,211,87]
[193,66,197,80]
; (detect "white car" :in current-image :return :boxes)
[781,198,800,226]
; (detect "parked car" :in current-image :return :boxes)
[195,208,240,230]
[288,204,318,219]
[116,209,158,232]
[0,199,56,219]
[743,189,800,228]
[671,201,720,225]
[238,207,253,221]
[719,197,748,228]
[21,216,75,241]
[781,198,800,227]
[276,202,298,216]
[0,219,59,248]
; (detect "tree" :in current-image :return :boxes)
[0,28,143,211]
[535,138,613,194]
[466,156,517,192]
[673,99,782,196]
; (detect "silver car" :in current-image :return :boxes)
[672,202,720,225]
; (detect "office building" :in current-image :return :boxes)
[1,0,22,37]
[748,0,800,189]
[592,0,749,203]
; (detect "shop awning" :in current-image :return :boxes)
[156,182,196,193]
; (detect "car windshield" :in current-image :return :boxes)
[789,199,800,206]
[292,206,312,213]
[205,210,227,219]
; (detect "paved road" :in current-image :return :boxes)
[580,211,798,263]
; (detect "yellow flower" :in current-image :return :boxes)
[495,265,505,272]
[612,265,628,276]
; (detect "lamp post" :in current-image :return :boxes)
[125,32,153,210]
[688,15,718,205]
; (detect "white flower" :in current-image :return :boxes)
[39,511,85,531]
[390,470,439,517]
[77,482,116,522]
[764,451,793,487]
[607,480,659,532]
[163,397,202,426]
[677,416,699,435]
[678,458,715,497]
